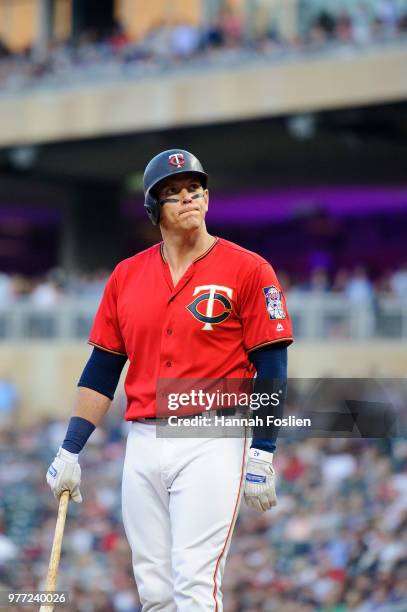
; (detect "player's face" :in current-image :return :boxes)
[157,174,209,232]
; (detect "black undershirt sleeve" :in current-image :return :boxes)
[78,347,127,400]
[249,345,288,454]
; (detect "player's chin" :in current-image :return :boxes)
[178,214,203,229]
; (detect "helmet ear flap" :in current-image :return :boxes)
[144,192,160,226]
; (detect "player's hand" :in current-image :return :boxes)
[244,448,277,512]
[46,447,82,503]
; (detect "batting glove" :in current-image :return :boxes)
[46,447,82,503]
[244,448,277,512]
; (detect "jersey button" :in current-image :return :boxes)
[166,361,172,368]
[166,329,173,335]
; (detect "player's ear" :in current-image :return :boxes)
[203,189,209,212]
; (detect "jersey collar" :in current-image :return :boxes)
[160,236,219,264]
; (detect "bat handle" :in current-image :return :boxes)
[39,490,70,612]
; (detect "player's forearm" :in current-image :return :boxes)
[249,345,288,453]
[72,386,112,426]
[61,347,127,453]
[60,388,110,454]
[47,360,118,503]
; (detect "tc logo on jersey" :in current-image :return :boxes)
[187,285,233,331]
[168,153,185,168]
[263,285,286,320]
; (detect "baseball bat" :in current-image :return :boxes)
[39,490,70,612]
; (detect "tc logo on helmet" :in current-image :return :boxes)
[168,153,185,168]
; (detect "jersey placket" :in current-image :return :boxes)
[158,262,195,388]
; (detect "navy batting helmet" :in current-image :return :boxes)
[143,149,208,225]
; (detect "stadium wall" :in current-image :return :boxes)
[2,342,406,423]
[1,45,407,146]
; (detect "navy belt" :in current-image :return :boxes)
[143,407,237,420]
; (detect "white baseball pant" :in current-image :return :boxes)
[122,420,249,611]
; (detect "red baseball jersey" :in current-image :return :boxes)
[89,238,293,419]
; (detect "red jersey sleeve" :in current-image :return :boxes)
[88,270,127,356]
[239,262,293,353]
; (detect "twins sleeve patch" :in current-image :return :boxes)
[48,466,57,478]
[246,473,266,483]
[263,286,286,320]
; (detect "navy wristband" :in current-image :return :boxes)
[251,437,277,454]
[62,416,96,454]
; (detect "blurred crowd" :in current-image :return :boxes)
[0,407,406,611]
[0,268,110,306]
[1,0,407,91]
[0,263,407,307]
[283,263,407,302]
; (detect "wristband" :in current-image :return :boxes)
[62,416,95,454]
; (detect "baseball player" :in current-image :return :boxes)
[46,149,293,611]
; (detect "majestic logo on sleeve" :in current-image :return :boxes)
[168,153,185,168]
[263,285,286,320]
[187,285,233,331]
